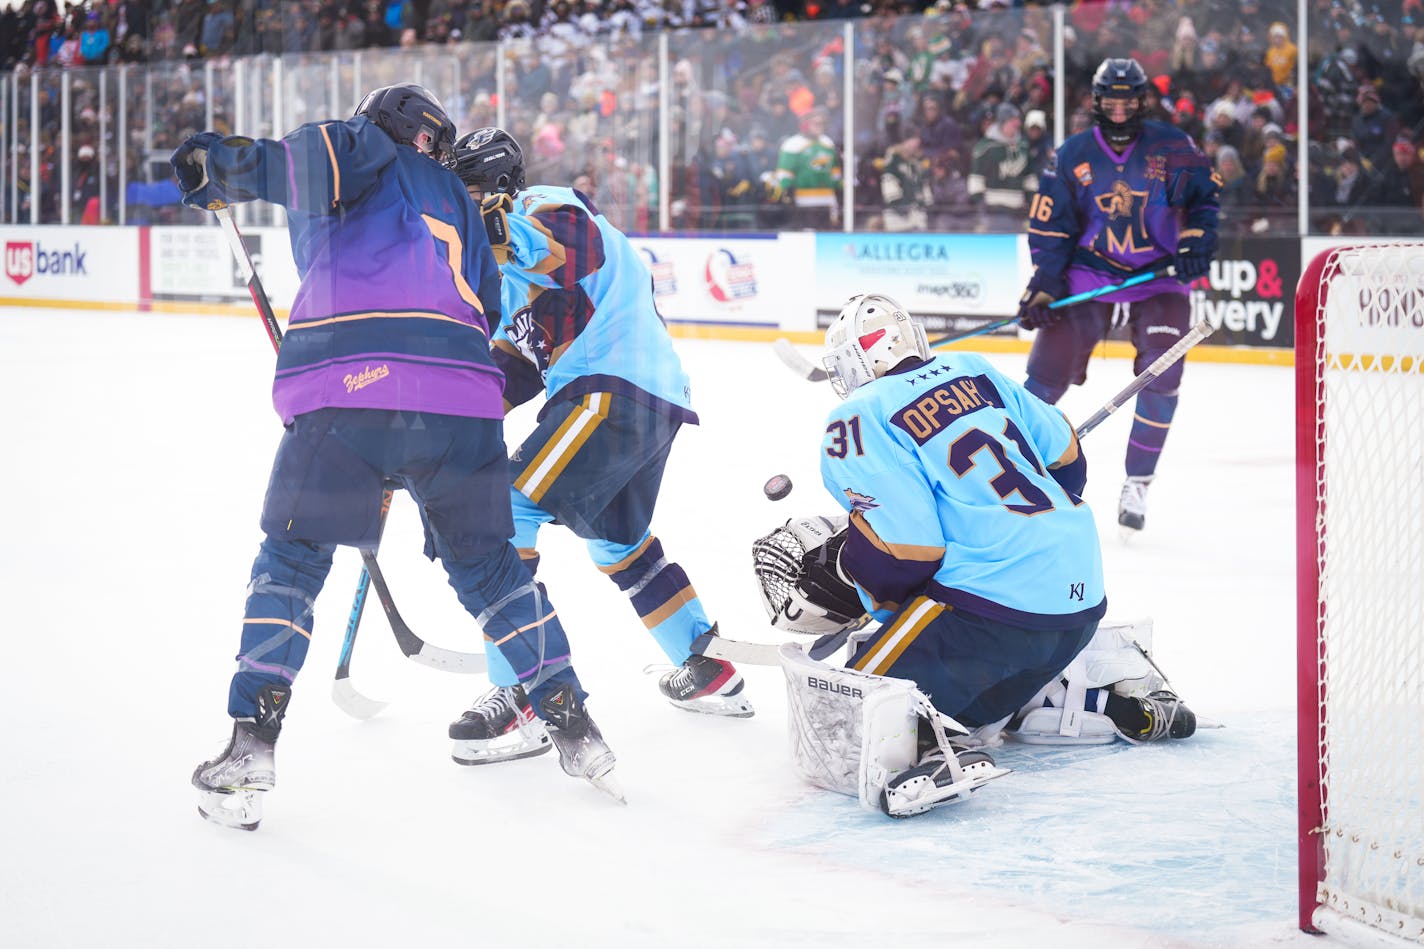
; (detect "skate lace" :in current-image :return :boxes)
[472,687,520,723]
[1140,692,1180,741]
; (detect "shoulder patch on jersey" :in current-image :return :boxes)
[844,488,879,513]
[1073,162,1093,186]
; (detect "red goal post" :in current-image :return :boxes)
[1296,242,1424,942]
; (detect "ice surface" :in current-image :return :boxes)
[1,308,1319,948]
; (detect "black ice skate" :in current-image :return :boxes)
[879,747,1007,818]
[449,684,552,765]
[1117,476,1152,533]
[193,685,290,831]
[659,630,755,718]
[536,684,624,804]
[1109,689,1197,743]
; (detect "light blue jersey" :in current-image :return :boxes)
[491,185,694,419]
[820,352,1105,628]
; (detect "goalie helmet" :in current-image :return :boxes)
[822,293,931,399]
[447,127,527,197]
[752,515,865,636]
[354,83,456,162]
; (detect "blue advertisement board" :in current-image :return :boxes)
[813,233,1025,332]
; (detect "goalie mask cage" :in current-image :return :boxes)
[1297,242,1424,943]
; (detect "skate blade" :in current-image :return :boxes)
[586,766,628,805]
[451,735,553,766]
[882,760,1009,818]
[196,789,262,831]
[666,694,756,718]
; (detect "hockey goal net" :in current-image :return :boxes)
[1297,242,1424,943]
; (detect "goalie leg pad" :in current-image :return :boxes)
[779,643,1007,814]
[1009,616,1188,744]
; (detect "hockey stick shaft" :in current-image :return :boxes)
[216,208,282,352]
[776,265,1180,380]
[1073,319,1213,438]
[929,263,1176,350]
[214,208,487,676]
[331,488,393,719]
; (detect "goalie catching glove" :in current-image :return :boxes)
[752,514,865,636]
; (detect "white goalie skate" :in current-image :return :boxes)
[880,748,1005,818]
[449,685,552,765]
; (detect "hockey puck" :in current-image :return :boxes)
[763,474,793,501]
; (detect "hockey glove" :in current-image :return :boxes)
[1174,228,1217,281]
[1017,269,1068,330]
[170,131,230,210]
[480,193,512,259]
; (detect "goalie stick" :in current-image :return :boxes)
[214,208,488,683]
[711,317,1215,667]
[772,264,1178,383]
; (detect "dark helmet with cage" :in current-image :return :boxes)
[1091,57,1149,147]
[353,83,455,161]
[447,127,527,196]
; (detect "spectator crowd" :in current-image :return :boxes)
[3,0,1423,235]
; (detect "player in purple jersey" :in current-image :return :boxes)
[1016,58,1221,534]
[175,85,622,829]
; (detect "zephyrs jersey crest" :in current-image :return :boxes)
[1029,120,1220,303]
[820,352,1106,629]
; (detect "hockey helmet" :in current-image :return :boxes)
[822,293,931,399]
[448,127,527,197]
[354,83,455,161]
[1091,57,1149,147]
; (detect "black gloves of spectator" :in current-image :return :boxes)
[1017,268,1068,330]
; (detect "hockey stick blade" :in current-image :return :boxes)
[697,636,784,666]
[331,678,389,720]
[332,566,389,719]
[773,338,828,382]
[358,549,487,674]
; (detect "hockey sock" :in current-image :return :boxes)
[592,533,711,665]
[1125,390,1177,478]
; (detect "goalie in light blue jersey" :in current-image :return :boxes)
[752,294,1198,815]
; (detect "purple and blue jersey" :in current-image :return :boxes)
[1028,121,1219,303]
[200,116,505,424]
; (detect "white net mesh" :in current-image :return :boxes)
[1307,242,1424,942]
